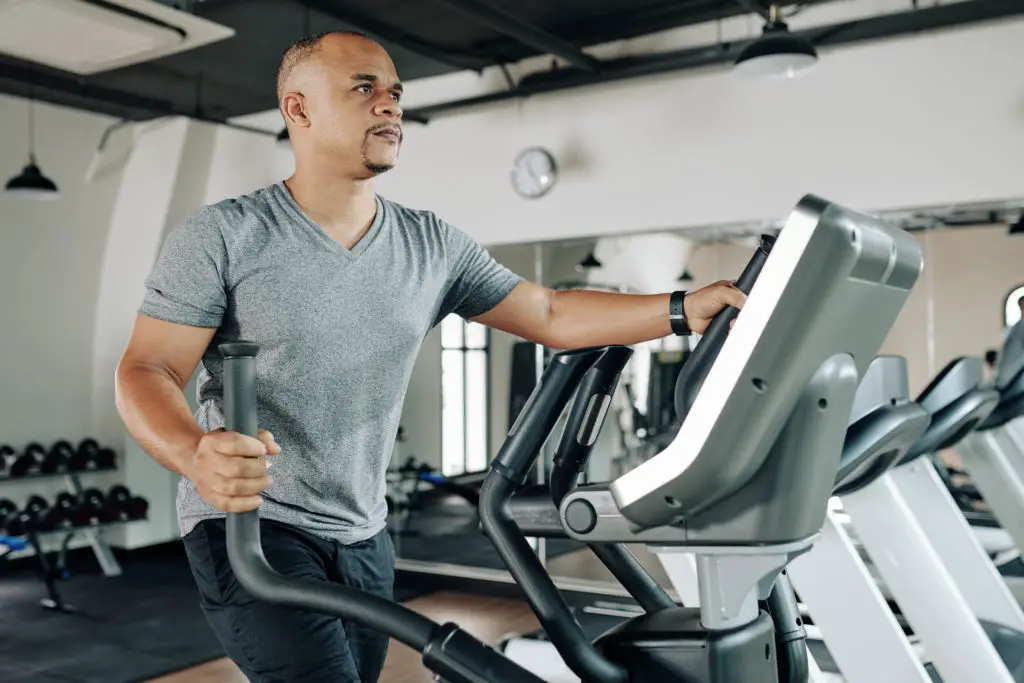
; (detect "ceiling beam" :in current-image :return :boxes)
[432,0,601,72]
[299,0,491,72]
[404,0,1024,121]
[0,60,278,137]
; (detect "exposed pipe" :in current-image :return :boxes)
[433,0,601,72]
[404,0,1024,122]
[298,0,489,72]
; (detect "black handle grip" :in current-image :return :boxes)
[549,346,633,504]
[674,233,776,421]
[491,345,613,485]
[219,342,545,683]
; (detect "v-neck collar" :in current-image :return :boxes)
[272,181,386,259]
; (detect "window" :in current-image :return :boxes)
[441,315,490,477]
[1005,285,1024,328]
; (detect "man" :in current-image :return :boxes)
[114,32,746,683]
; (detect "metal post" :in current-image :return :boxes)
[787,511,932,683]
[65,472,121,577]
[842,473,1015,683]
[533,242,546,564]
[955,429,1024,553]
[888,457,1024,631]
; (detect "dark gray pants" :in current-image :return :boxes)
[183,518,395,682]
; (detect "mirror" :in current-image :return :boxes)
[388,205,1024,599]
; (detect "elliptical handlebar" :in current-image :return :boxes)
[219,342,546,683]
[673,233,776,422]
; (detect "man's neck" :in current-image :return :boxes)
[283,165,378,246]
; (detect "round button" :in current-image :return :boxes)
[565,499,597,535]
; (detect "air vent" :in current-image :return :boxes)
[0,0,234,75]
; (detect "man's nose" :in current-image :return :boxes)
[374,98,402,119]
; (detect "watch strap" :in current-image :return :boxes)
[669,290,691,336]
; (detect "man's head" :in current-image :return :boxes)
[277,31,404,178]
[1018,295,1024,316]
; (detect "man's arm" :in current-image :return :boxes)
[471,279,747,350]
[115,315,216,477]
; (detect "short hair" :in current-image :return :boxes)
[1018,295,1024,309]
[276,31,374,106]
[985,349,999,366]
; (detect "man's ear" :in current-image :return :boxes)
[282,93,310,128]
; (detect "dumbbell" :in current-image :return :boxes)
[41,440,74,474]
[0,498,17,533]
[8,443,46,477]
[68,438,99,471]
[0,445,16,477]
[4,495,52,535]
[68,439,115,471]
[41,493,77,529]
[107,485,149,521]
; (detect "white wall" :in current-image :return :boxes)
[0,94,130,541]
[92,118,220,548]
[375,15,1024,245]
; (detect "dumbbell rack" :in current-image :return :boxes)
[1,465,138,612]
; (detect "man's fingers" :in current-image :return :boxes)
[211,475,271,497]
[216,431,269,457]
[718,283,748,309]
[215,453,271,479]
[257,429,282,455]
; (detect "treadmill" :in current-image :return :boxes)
[953,334,1024,560]
[806,355,1024,683]
[216,194,923,683]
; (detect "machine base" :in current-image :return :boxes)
[595,607,778,683]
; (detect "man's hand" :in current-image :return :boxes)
[684,280,747,335]
[189,428,280,512]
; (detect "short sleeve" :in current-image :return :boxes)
[137,209,228,328]
[434,220,522,326]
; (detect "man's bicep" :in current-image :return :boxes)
[119,314,217,388]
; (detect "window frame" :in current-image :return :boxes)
[440,315,491,477]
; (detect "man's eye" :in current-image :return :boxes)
[390,92,401,102]
[356,84,372,93]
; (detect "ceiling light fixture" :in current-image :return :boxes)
[5,98,58,200]
[734,4,818,79]
[575,252,602,271]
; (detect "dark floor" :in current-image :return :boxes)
[0,543,429,683]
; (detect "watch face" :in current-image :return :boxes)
[511,148,557,198]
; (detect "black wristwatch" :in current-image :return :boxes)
[669,290,691,336]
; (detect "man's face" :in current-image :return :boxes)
[293,36,404,177]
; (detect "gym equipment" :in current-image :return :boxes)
[107,485,149,521]
[68,438,115,471]
[0,445,16,476]
[41,440,74,474]
[8,443,46,477]
[218,193,922,683]
[798,355,1024,683]
[950,345,1024,556]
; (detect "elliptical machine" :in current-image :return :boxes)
[217,194,923,683]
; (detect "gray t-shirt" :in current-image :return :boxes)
[138,181,522,544]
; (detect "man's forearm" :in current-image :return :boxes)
[114,363,204,477]
[547,289,673,349]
